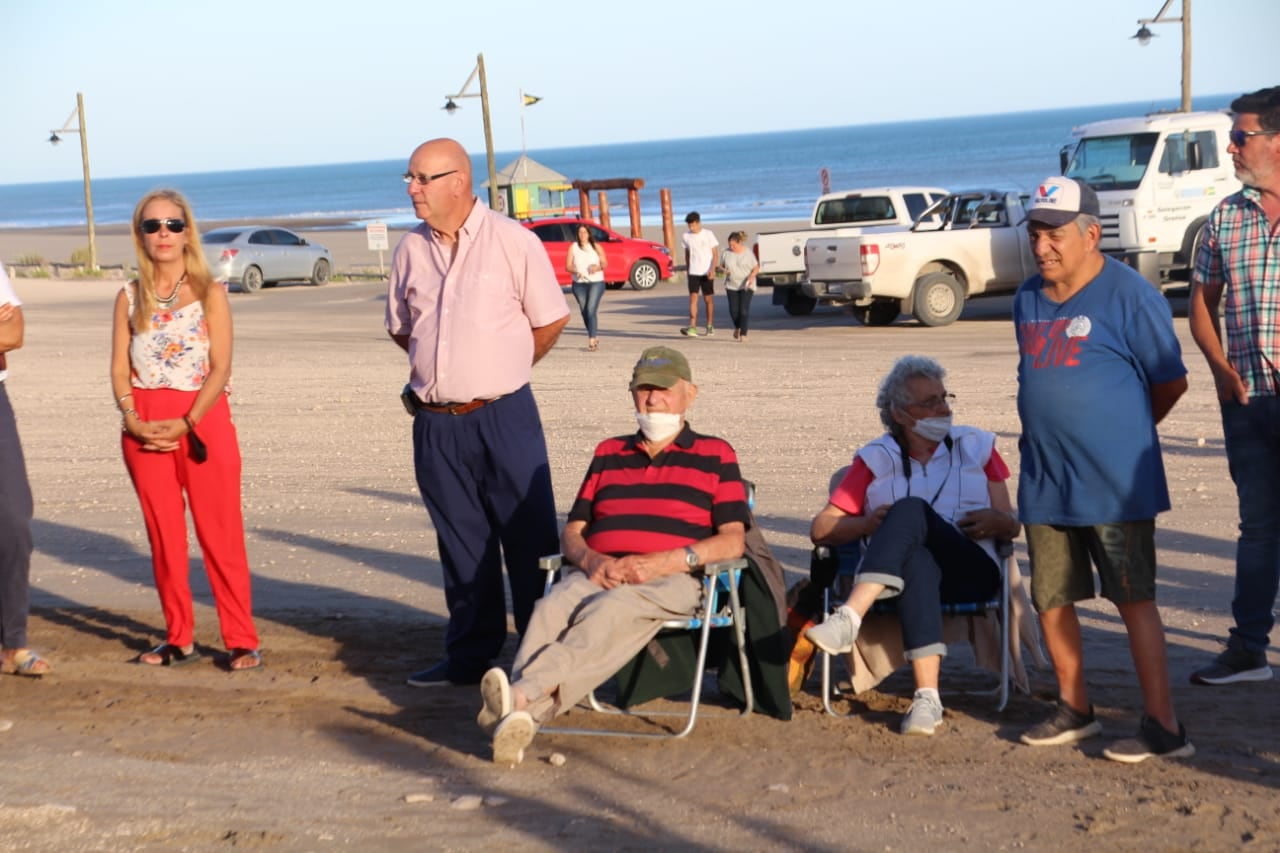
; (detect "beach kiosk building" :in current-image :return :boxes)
[483,155,575,219]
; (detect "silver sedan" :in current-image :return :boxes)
[203,226,332,294]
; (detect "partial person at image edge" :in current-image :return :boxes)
[1187,84,1280,687]
[0,266,53,679]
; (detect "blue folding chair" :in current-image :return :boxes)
[533,554,754,739]
[812,540,1012,716]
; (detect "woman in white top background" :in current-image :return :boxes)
[110,189,261,671]
[565,224,608,352]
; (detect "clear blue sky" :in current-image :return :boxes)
[0,0,1274,185]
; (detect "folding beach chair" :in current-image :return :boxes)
[811,540,1014,716]
[533,554,754,739]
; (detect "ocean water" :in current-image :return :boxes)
[0,95,1234,231]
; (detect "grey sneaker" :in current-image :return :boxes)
[1020,700,1103,746]
[1102,715,1195,764]
[901,690,944,736]
[492,710,536,766]
[680,326,699,337]
[1190,646,1272,685]
[805,607,859,655]
[705,325,714,336]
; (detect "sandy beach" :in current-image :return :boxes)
[0,271,1276,850]
[0,217,803,277]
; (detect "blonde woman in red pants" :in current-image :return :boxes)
[110,189,261,671]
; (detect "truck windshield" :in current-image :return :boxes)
[1064,132,1159,191]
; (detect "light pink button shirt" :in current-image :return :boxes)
[386,199,569,403]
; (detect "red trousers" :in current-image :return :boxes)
[122,388,258,650]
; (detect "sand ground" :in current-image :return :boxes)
[0,261,1276,851]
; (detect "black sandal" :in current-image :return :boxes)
[135,643,203,667]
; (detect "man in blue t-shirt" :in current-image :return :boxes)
[1013,177,1193,764]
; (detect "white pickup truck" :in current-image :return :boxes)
[756,186,947,316]
[802,190,1036,327]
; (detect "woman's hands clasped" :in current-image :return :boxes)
[124,416,188,453]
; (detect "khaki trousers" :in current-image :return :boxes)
[512,571,702,723]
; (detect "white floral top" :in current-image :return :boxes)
[124,283,211,391]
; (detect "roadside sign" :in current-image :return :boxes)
[366,222,389,251]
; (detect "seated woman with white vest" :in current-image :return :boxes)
[805,354,1020,736]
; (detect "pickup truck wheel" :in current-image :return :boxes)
[856,300,900,327]
[783,290,817,316]
[628,260,660,290]
[911,272,964,327]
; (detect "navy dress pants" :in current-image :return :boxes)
[412,384,559,681]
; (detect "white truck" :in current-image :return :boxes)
[802,190,1035,327]
[755,186,948,316]
[1060,110,1238,289]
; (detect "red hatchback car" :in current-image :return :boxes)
[523,217,673,290]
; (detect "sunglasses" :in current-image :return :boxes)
[1229,128,1279,147]
[140,218,187,234]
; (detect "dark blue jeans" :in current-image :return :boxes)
[1221,395,1280,654]
[571,280,605,339]
[412,384,559,681]
[857,497,1000,658]
[726,288,754,335]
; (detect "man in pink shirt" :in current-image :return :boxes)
[387,138,570,687]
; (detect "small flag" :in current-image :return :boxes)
[523,94,542,107]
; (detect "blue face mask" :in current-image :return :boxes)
[911,414,952,443]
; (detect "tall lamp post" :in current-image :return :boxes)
[1131,0,1191,113]
[48,92,98,271]
[443,53,500,211]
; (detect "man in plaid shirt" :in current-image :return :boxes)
[1188,85,1280,686]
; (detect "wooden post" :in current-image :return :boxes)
[627,189,642,238]
[597,191,611,230]
[577,189,591,219]
[660,189,676,260]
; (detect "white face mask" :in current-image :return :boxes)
[635,411,683,442]
[911,414,952,443]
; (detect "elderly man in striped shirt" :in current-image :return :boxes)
[475,346,752,765]
[1188,85,1280,686]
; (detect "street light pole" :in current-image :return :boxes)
[48,92,98,270]
[444,54,500,211]
[1132,0,1192,113]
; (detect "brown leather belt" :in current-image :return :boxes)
[417,396,501,416]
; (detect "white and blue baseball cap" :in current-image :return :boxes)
[1024,177,1100,227]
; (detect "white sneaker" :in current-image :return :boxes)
[476,668,511,736]
[805,607,859,654]
[901,690,944,736]
[492,710,536,766]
